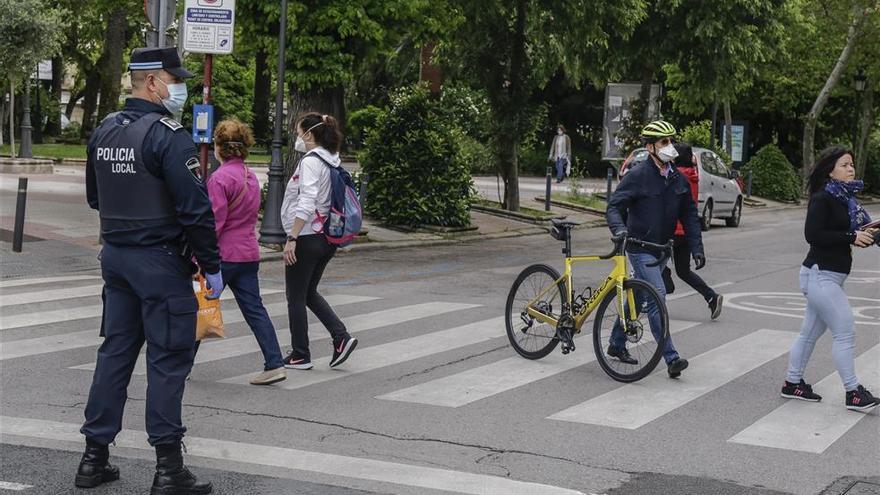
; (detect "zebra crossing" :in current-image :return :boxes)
[1,274,878,474]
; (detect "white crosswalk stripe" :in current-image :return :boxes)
[728,344,880,453]
[0,284,105,307]
[72,302,481,374]
[1,295,374,362]
[0,416,584,495]
[0,287,285,331]
[0,275,100,289]
[547,329,792,429]
[377,319,701,407]
[221,317,505,389]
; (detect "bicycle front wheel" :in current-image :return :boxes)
[592,278,669,382]
[505,264,564,359]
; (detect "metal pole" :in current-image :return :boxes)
[544,165,552,211]
[13,178,28,252]
[259,0,288,245]
[157,0,168,47]
[199,54,213,178]
[710,98,718,150]
[606,166,613,201]
[746,170,753,199]
[359,172,369,211]
[19,76,33,159]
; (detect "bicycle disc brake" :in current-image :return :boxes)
[557,313,576,354]
[623,318,644,344]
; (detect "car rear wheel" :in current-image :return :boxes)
[725,198,742,227]
[701,200,713,231]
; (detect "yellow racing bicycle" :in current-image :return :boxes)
[505,218,673,382]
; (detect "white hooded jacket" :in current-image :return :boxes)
[281,146,342,237]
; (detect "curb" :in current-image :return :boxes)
[469,204,555,225]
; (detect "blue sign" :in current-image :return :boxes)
[192,104,214,144]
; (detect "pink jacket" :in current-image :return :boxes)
[207,158,261,262]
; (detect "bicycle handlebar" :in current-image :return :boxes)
[605,235,674,267]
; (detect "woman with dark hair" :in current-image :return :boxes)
[279,112,356,370]
[781,146,879,412]
[663,142,723,319]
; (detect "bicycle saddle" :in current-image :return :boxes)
[551,218,581,229]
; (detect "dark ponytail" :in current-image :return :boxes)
[807,146,853,198]
[296,112,343,153]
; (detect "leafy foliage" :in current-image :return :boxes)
[359,84,473,227]
[679,120,733,165]
[741,144,802,201]
[0,0,65,81]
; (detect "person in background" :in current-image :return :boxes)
[780,146,879,412]
[548,124,571,183]
[280,112,357,371]
[206,119,286,386]
[663,142,724,319]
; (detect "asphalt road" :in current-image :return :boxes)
[1,191,879,494]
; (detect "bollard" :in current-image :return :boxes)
[13,177,28,253]
[606,166,613,202]
[545,165,552,212]
[746,170,753,199]
[359,172,369,211]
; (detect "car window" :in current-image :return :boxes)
[700,152,719,175]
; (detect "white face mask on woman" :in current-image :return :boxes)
[294,136,307,153]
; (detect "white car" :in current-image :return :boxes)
[618,147,743,230]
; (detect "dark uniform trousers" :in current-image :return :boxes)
[81,242,198,446]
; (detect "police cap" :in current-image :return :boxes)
[128,47,193,79]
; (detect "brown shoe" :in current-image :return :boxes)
[249,367,287,385]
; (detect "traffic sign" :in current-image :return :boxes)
[182,0,235,55]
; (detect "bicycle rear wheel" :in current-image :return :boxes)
[592,278,669,382]
[505,264,564,359]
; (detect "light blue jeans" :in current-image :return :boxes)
[786,265,858,391]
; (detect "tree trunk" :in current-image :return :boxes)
[65,89,83,119]
[854,79,874,180]
[251,47,271,148]
[9,79,15,156]
[97,8,129,121]
[284,82,346,179]
[44,55,64,137]
[723,100,733,157]
[498,134,520,211]
[79,62,103,140]
[802,0,866,177]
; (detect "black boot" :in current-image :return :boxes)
[74,438,120,488]
[151,442,212,495]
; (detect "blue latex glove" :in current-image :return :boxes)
[204,271,224,300]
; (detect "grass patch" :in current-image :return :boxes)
[472,198,555,219]
[1,143,87,160]
[550,192,605,210]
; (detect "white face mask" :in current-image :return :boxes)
[557,129,563,135]
[154,77,188,118]
[294,136,307,153]
[657,143,678,163]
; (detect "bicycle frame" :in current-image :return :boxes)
[525,253,638,331]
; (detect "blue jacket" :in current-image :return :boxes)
[606,157,704,256]
[86,98,220,273]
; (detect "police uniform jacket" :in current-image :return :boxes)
[86,98,221,274]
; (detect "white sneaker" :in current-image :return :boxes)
[249,367,287,385]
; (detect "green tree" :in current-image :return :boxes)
[444,0,647,211]
[0,0,64,151]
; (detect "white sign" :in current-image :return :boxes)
[183,0,235,55]
[721,124,745,162]
[31,60,53,80]
[602,83,661,160]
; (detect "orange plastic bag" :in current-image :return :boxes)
[195,276,224,341]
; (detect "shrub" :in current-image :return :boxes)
[58,121,82,144]
[679,120,733,165]
[348,105,385,148]
[863,133,880,195]
[359,84,472,228]
[460,135,495,175]
[741,144,802,201]
[439,86,492,142]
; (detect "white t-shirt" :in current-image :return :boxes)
[280,147,342,237]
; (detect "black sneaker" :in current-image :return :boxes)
[282,352,313,370]
[329,336,358,368]
[662,267,675,294]
[607,345,638,365]
[781,379,822,402]
[667,358,689,378]
[846,385,880,412]
[708,294,723,320]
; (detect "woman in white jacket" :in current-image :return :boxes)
[279,112,357,370]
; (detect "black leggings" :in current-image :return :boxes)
[285,234,348,360]
[672,237,717,303]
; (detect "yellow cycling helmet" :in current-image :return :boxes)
[640,120,677,142]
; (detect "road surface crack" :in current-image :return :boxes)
[396,345,507,380]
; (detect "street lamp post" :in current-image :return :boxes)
[18,73,33,159]
[853,68,866,147]
[259,0,289,246]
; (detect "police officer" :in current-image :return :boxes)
[76,47,223,495]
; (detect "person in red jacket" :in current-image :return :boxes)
[663,143,723,319]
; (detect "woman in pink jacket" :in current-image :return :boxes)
[205,119,286,385]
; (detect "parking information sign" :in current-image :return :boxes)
[183,0,235,54]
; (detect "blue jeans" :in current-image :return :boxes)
[222,261,284,370]
[609,250,679,364]
[555,157,566,180]
[786,265,858,391]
